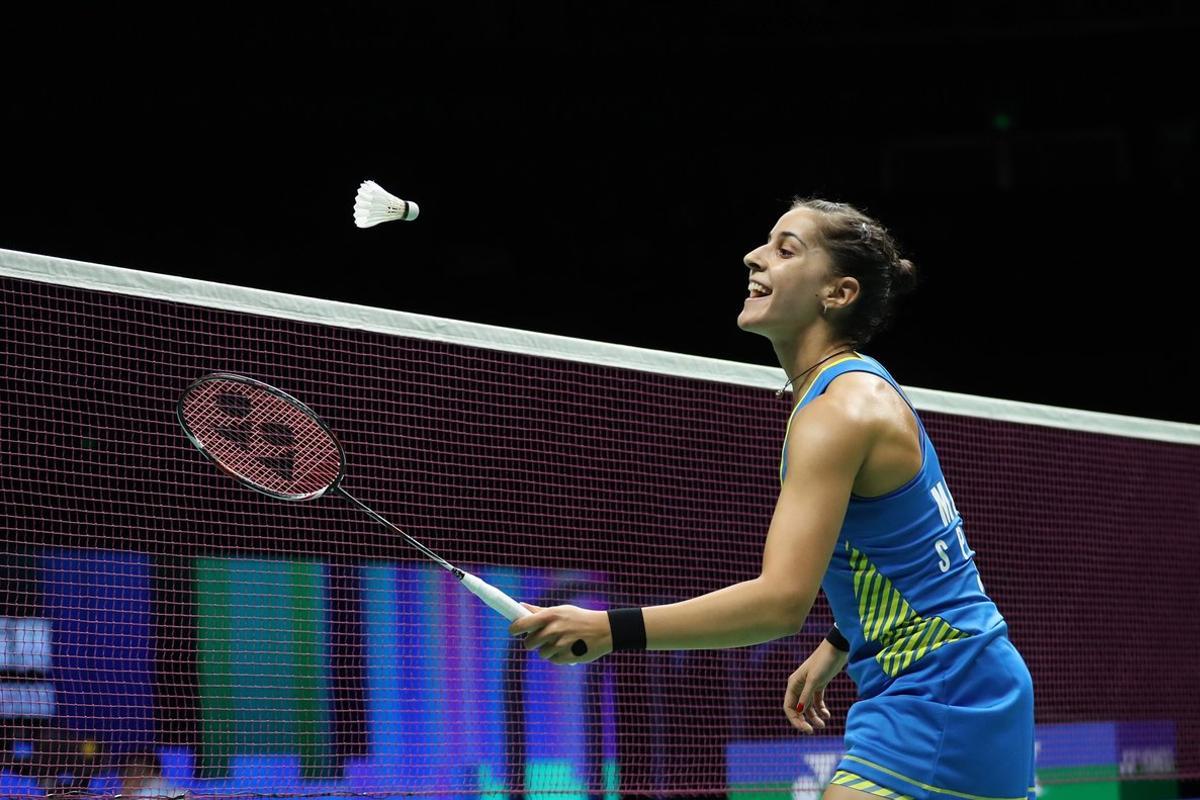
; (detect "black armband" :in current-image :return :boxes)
[825,624,849,653]
[607,607,647,651]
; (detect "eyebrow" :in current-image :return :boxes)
[768,230,809,249]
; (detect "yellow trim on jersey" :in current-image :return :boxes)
[831,770,915,799]
[778,353,863,485]
[842,755,1029,800]
[846,542,970,677]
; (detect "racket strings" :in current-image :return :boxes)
[182,378,342,499]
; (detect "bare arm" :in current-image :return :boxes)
[509,390,876,663]
[642,396,872,650]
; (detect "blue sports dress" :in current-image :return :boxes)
[780,353,1035,800]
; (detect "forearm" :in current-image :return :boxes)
[642,577,810,650]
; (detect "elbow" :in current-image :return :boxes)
[778,600,810,635]
[764,582,814,635]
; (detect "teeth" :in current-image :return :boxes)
[748,281,771,297]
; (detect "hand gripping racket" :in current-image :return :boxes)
[177,373,587,658]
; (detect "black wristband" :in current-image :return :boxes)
[607,607,647,651]
[825,624,849,652]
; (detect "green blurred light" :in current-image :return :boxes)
[993,112,1013,132]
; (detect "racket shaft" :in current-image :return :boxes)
[335,488,456,571]
[338,490,588,659]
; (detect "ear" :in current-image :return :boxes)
[826,274,861,312]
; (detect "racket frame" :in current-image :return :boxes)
[177,372,588,659]
[177,372,347,502]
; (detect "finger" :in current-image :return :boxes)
[782,679,806,725]
[509,614,545,638]
[556,634,579,657]
[803,695,826,730]
[535,632,569,659]
[520,623,550,650]
[509,605,552,637]
[802,686,824,728]
[549,649,575,666]
[782,682,802,725]
[815,687,831,720]
[782,671,802,712]
[783,679,813,734]
[793,680,816,734]
[532,627,563,652]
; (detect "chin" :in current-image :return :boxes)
[736,314,770,338]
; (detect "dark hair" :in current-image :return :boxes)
[791,198,917,347]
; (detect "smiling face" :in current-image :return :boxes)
[737,206,852,344]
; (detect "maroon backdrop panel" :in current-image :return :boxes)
[3,273,1197,793]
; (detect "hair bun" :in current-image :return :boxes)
[790,197,918,346]
[893,258,918,295]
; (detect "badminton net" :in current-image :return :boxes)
[2,248,1198,799]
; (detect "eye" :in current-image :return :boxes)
[778,247,794,258]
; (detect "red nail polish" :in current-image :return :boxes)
[796,702,804,712]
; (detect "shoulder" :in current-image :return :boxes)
[822,370,903,421]
[784,378,884,475]
[786,372,894,461]
[796,370,896,432]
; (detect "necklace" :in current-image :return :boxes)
[775,348,858,399]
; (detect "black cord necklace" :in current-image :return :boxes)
[775,348,858,399]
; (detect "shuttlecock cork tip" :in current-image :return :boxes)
[353,179,419,227]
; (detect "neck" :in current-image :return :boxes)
[772,332,856,406]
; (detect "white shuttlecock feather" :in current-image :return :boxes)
[354,180,420,228]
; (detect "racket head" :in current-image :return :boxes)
[177,373,346,501]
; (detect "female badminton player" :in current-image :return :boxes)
[510,199,1036,800]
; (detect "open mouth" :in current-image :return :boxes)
[747,280,772,299]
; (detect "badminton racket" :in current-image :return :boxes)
[176,372,587,657]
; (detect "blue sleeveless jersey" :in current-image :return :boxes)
[780,353,1035,799]
[781,353,1007,697]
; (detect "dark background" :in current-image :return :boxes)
[2,1,1197,423]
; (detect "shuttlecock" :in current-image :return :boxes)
[354,180,420,228]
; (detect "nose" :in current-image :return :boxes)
[744,246,765,272]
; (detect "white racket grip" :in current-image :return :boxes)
[459,571,531,621]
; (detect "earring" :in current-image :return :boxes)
[820,304,829,316]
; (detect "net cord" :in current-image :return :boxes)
[2,247,1197,444]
